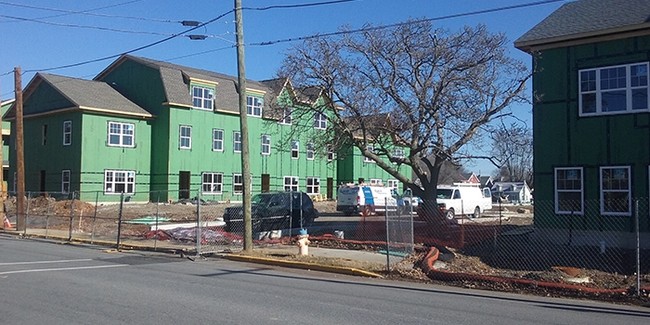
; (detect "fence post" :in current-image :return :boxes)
[24,191,31,236]
[196,190,201,256]
[91,191,99,244]
[154,191,160,251]
[116,192,124,250]
[68,191,75,241]
[635,199,641,297]
[385,197,390,274]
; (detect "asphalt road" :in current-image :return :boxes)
[1,234,648,325]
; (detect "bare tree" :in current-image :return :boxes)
[491,122,533,186]
[280,21,529,218]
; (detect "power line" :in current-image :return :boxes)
[249,0,568,46]
[0,0,145,23]
[242,0,361,11]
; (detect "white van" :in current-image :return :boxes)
[436,183,492,219]
[337,184,397,215]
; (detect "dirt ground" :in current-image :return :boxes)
[6,196,649,304]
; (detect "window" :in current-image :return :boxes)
[393,148,405,160]
[212,128,224,151]
[202,172,223,194]
[61,170,70,193]
[233,131,242,153]
[364,145,374,163]
[179,125,192,149]
[327,146,335,161]
[306,177,320,194]
[370,179,382,186]
[314,113,327,129]
[192,85,214,110]
[104,170,135,194]
[387,179,399,189]
[600,166,631,215]
[579,62,649,116]
[284,176,299,192]
[62,120,72,146]
[261,134,271,155]
[555,167,583,214]
[233,174,243,194]
[107,122,134,147]
[306,142,315,160]
[291,140,299,159]
[280,108,292,125]
[246,96,263,117]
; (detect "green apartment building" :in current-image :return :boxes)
[5,55,404,202]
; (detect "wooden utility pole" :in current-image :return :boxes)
[14,67,25,231]
[234,0,253,252]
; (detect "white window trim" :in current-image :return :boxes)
[284,176,299,192]
[61,170,71,193]
[246,96,263,117]
[327,146,335,161]
[261,134,271,156]
[369,178,383,186]
[191,85,214,110]
[314,113,327,130]
[63,120,72,146]
[212,128,224,152]
[364,145,375,163]
[280,108,292,125]
[291,140,299,159]
[306,177,320,194]
[179,125,192,149]
[306,142,315,160]
[104,170,135,195]
[107,121,135,148]
[554,167,584,215]
[599,166,631,216]
[579,62,649,117]
[202,172,223,194]
[387,179,399,189]
[233,173,243,194]
[233,131,242,153]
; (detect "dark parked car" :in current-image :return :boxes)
[223,191,319,233]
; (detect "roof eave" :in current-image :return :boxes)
[515,24,650,52]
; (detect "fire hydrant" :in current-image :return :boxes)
[297,228,310,256]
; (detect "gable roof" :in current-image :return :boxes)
[515,0,650,51]
[5,73,152,120]
[96,55,273,115]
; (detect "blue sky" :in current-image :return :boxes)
[0,0,568,175]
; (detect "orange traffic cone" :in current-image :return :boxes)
[3,216,12,229]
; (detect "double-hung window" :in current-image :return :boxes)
[261,134,271,155]
[554,167,583,214]
[387,179,399,189]
[600,166,631,216]
[306,177,320,194]
[579,62,649,116]
[179,125,192,149]
[202,172,223,194]
[192,85,214,110]
[61,170,71,193]
[314,113,327,129]
[327,146,335,161]
[306,143,315,160]
[233,131,242,153]
[393,148,405,163]
[104,170,135,194]
[63,120,72,146]
[233,174,243,194]
[107,122,134,147]
[280,108,292,125]
[212,129,224,151]
[284,176,299,192]
[247,96,263,117]
[291,140,299,159]
[364,145,374,163]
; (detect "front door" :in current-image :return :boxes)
[179,171,190,199]
[326,177,334,199]
[261,174,270,192]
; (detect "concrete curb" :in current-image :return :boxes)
[222,254,384,278]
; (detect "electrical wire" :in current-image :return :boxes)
[0,0,145,23]
[242,0,361,11]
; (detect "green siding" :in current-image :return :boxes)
[533,34,650,232]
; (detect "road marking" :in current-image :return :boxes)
[0,259,93,266]
[0,264,127,276]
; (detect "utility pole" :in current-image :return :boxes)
[234,0,253,252]
[14,67,25,231]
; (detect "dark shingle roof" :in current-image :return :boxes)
[112,55,273,114]
[515,0,650,50]
[4,73,151,119]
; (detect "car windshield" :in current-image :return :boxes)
[436,189,453,199]
[251,194,273,205]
